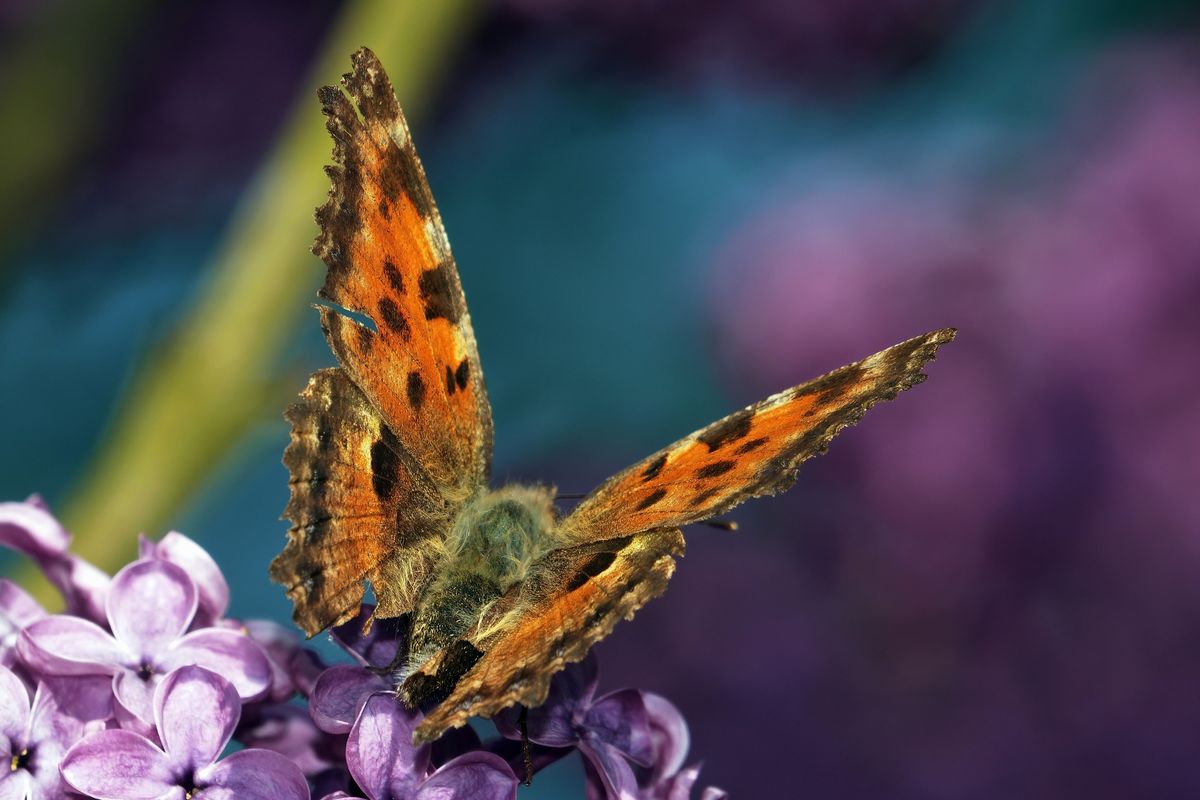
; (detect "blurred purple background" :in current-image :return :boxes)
[2,0,1199,796]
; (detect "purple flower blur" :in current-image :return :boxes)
[0,498,718,799]
[61,665,309,800]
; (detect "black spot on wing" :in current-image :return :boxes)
[370,429,401,499]
[377,297,411,340]
[378,140,435,220]
[445,364,456,395]
[636,488,667,511]
[736,437,768,454]
[697,409,753,452]
[454,359,470,391]
[696,460,735,479]
[383,259,404,293]
[405,639,484,708]
[418,262,461,323]
[407,370,427,410]
[567,552,618,591]
[641,454,668,482]
[803,364,867,405]
[690,487,721,508]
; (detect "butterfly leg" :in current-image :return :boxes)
[518,706,533,786]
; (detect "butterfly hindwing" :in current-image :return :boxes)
[270,368,449,635]
[314,47,492,500]
[562,328,956,542]
[401,529,686,743]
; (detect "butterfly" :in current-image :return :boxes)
[270,47,955,744]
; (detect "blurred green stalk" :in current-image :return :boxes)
[16,0,480,606]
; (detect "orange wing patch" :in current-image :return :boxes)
[562,328,956,541]
[314,47,491,501]
[270,368,449,636]
[400,529,686,743]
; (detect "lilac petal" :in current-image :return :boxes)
[60,729,176,799]
[0,580,47,667]
[237,705,340,777]
[643,764,699,800]
[55,553,111,622]
[581,740,641,800]
[108,560,197,655]
[0,665,30,742]
[640,692,689,783]
[29,675,113,745]
[112,693,158,739]
[159,628,271,701]
[497,654,599,747]
[290,647,327,697]
[317,794,363,800]
[0,500,69,560]
[0,772,32,800]
[0,579,46,628]
[430,722,482,767]
[586,689,653,767]
[243,618,321,700]
[194,749,310,800]
[113,669,159,726]
[330,605,408,669]
[415,751,518,800]
[155,666,240,771]
[140,533,229,625]
[346,692,429,799]
[19,616,126,675]
[309,665,387,734]
[699,785,728,800]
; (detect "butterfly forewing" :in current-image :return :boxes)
[313,48,492,499]
[562,328,956,542]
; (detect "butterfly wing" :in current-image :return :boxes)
[314,47,492,499]
[270,369,449,635]
[273,49,491,633]
[561,328,956,541]
[401,529,686,743]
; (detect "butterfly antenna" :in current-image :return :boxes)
[518,706,534,786]
[554,492,587,501]
[700,518,739,531]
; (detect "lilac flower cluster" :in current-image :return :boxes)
[0,497,723,799]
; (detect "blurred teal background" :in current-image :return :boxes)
[3,0,1200,796]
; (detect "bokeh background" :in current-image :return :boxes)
[2,0,1199,796]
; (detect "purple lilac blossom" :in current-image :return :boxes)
[61,665,309,800]
[19,557,271,726]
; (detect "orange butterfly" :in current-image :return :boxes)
[270,48,955,744]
